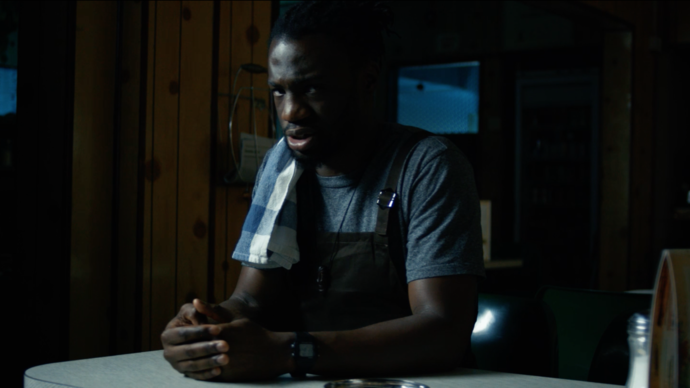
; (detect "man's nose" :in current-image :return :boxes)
[280,93,309,124]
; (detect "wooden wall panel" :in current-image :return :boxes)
[253,0,272,140]
[214,0,232,303]
[224,0,255,298]
[579,0,657,290]
[135,0,272,349]
[598,32,632,291]
[149,0,182,350]
[115,0,143,355]
[211,1,274,303]
[63,0,272,357]
[141,0,157,351]
[176,0,214,310]
[70,0,117,360]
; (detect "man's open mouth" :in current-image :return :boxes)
[285,129,317,152]
[287,134,313,149]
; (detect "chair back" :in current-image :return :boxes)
[471,293,558,377]
[587,310,637,385]
[537,286,652,382]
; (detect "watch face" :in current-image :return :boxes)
[299,343,315,358]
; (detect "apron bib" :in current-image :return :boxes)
[286,129,477,367]
[289,130,428,331]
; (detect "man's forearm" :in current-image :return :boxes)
[282,312,470,377]
[199,275,476,381]
[217,267,292,327]
[218,292,262,323]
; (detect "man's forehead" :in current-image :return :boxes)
[269,39,315,68]
[268,36,349,80]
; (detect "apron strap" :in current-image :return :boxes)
[375,128,431,285]
[375,129,430,237]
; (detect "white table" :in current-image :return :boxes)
[24,350,622,388]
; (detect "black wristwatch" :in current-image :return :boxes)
[290,332,318,378]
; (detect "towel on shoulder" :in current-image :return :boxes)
[231,138,304,269]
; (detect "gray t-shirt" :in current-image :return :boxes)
[244,123,485,282]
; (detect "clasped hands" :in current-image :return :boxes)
[161,299,292,381]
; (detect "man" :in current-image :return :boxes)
[161,1,484,381]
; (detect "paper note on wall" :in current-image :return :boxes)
[237,132,277,182]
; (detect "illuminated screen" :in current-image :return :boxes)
[0,68,17,116]
[397,61,479,134]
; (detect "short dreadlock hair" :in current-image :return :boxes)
[270,1,395,66]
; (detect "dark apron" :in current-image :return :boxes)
[289,130,427,331]
[289,228,410,331]
[287,130,476,366]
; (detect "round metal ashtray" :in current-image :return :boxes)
[324,378,430,388]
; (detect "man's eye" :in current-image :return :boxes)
[271,89,285,97]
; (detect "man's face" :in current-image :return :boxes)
[268,35,368,163]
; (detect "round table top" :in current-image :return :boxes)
[24,350,623,388]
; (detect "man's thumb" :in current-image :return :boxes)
[193,299,230,323]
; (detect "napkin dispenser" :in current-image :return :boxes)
[648,249,690,388]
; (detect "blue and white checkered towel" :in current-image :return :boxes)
[232,138,304,269]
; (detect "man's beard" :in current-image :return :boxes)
[289,134,342,169]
